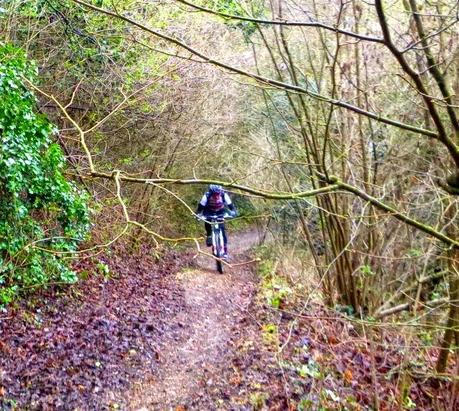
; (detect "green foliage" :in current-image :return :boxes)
[8,0,160,85]
[297,360,321,379]
[248,391,268,409]
[256,248,292,308]
[280,357,323,379]
[403,397,417,410]
[0,43,89,306]
[230,193,257,221]
[359,264,375,277]
[96,261,111,279]
[264,275,292,308]
[334,304,355,316]
[298,398,314,411]
[209,0,265,39]
[261,322,278,346]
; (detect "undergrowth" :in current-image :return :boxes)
[252,244,449,410]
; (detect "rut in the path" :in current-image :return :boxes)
[126,231,261,409]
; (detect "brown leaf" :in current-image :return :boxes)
[229,372,242,386]
[327,335,339,344]
[0,341,9,354]
[344,368,353,384]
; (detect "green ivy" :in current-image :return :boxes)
[0,43,89,306]
[209,0,266,39]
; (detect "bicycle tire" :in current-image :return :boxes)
[214,228,224,274]
[216,259,224,274]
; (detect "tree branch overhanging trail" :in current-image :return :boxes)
[70,0,438,139]
[174,0,385,44]
[87,167,459,249]
[91,170,340,200]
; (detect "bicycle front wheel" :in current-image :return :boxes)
[215,229,224,274]
[216,259,224,274]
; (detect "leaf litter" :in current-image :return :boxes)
[0,230,455,410]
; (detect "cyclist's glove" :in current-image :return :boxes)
[230,210,237,218]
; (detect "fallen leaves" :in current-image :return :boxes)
[0,246,188,409]
[266,306,450,411]
[0,239,449,411]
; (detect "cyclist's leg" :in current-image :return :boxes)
[221,223,228,255]
[204,221,212,246]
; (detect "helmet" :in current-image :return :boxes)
[208,184,223,193]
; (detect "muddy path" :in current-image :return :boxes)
[126,230,270,409]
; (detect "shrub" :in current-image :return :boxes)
[0,43,89,306]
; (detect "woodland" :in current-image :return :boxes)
[1,0,459,409]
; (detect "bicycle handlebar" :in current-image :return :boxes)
[197,213,233,223]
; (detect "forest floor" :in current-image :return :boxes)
[0,230,287,410]
[0,230,454,410]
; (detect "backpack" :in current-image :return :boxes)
[206,191,225,212]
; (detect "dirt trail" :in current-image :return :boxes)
[127,230,264,410]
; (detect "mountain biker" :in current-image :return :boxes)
[196,184,237,257]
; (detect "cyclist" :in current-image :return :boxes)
[196,184,237,257]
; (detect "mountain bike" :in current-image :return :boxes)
[200,213,232,274]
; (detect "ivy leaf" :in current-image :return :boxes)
[0,43,90,307]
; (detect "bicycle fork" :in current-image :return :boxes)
[212,223,225,257]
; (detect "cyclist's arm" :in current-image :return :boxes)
[224,193,236,213]
[196,193,208,214]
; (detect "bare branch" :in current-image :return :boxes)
[70,0,439,139]
[376,298,449,319]
[329,176,459,248]
[174,0,385,44]
[375,0,459,166]
[89,171,459,248]
[407,0,459,132]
